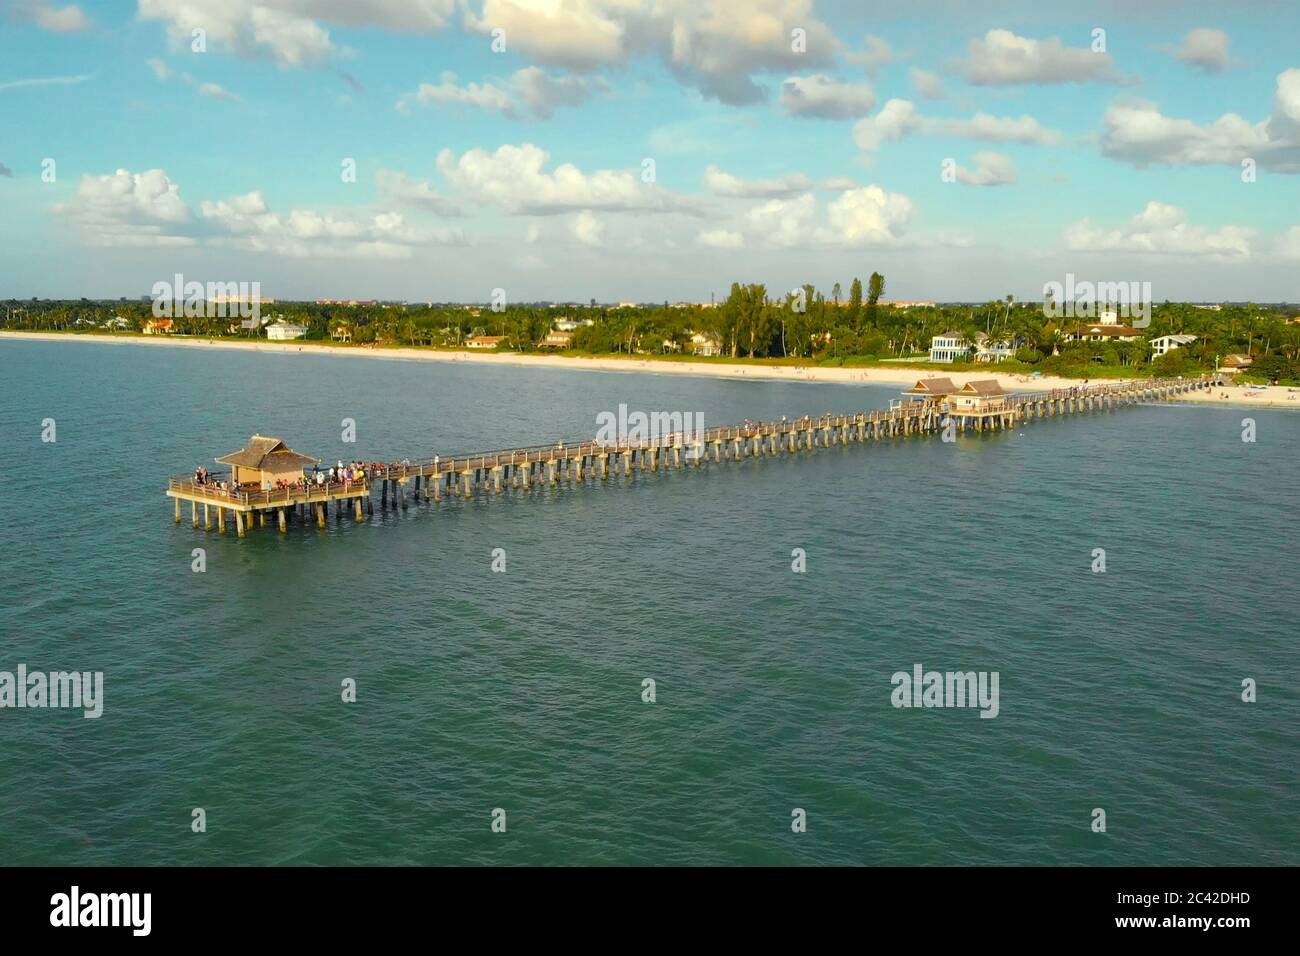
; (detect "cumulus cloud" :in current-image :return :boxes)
[950,152,1016,186]
[54,168,195,247]
[200,189,465,258]
[696,228,743,248]
[845,34,896,77]
[704,165,812,199]
[779,74,876,118]
[1099,72,1300,172]
[852,98,1061,151]
[1276,225,1300,259]
[463,0,839,105]
[571,211,606,247]
[1063,201,1251,258]
[1174,28,1231,72]
[909,67,944,100]
[398,67,605,119]
[137,0,457,67]
[12,2,89,32]
[435,143,698,215]
[741,185,912,247]
[375,169,462,216]
[957,29,1121,85]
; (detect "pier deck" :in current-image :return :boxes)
[167,376,1212,536]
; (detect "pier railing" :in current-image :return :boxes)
[167,475,368,507]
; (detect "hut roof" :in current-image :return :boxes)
[959,379,1007,396]
[905,377,960,395]
[215,434,320,470]
[1222,353,1254,366]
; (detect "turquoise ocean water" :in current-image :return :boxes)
[0,338,1296,865]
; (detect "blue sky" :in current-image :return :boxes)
[2,0,1299,302]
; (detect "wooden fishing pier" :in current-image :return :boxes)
[166,376,1211,536]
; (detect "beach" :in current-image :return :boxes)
[6,330,1289,407]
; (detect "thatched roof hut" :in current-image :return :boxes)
[216,435,319,486]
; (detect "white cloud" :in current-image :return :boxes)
[1174,28,1231,72]
[435,143,698,215]
[14,2,89,32]
[463,0,839,105]
[375,169,462,216]
[54,168,195,247]
[198,82,240,102]
[571,211,606,246]
[1276,226,1300,259]
[0,73,94,92]
[845,34,896,77]
[851,99,921,151]
[853,98,1061,151]
[200,189,465,258]
[951,152,1016,186]
[958,29,1121,85]
[704,165,811,199]
[822,185,912,244]
[741,185,912,247]
[1063,201,1251,258]
[820,176,858,191]
[398,67,604,119]
[137,0,457,68]
[1098,74,1300,173]
[779,74,876,118]
[909,67,944,100]
[696,228,743,248]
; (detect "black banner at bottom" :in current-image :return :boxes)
[0,866,1278,941]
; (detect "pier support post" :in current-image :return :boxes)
[204,503,212,530]
[278,508,287,533]
[192,500,198,528]
[174,497,181,524]
[217,507,226,534]
[355,498,363,521]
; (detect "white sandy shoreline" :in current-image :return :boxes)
[4,330,1296,409]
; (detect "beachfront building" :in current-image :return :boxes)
[1063,324,1143,343]
[539,330,574,349]
[143,318,174,334]
[690,332,723,357]
[929,332,1021,363]
[1150,334,1197,357]
[467,335,506,349]
[265,320,308,341]
[216,435,320,489]
[1221,354,1254,373]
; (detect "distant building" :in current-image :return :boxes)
[929,332,1020,363]
[539,330,574,349]
[690,332,722,357]
[467,335,506,349]
[143,319,174,334]
[331,324,352,343]
[553,318,580,332]
[103,316,130,331]
[881,300,936,309]
[317,299,377,306]
[265,320,308,341]
[1221,353,1254,371]
[1064,324,1143,343]
[1150,334,1197,357]
[930,332,969,363]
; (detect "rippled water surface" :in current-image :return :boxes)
[1,338,1296,865]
